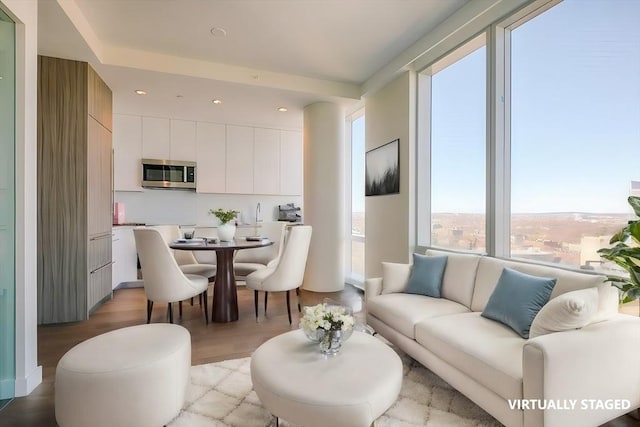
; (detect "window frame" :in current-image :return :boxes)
[415,0,626,274]
[345,108,366,288]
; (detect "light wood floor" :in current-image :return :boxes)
[0,285,637,427]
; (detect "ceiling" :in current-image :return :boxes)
[37,0,469,129]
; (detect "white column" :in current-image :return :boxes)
[303,102,345,292]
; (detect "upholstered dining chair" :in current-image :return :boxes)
[234,221,288,280]
[245,225,312,324]
[149,225,216,281]
[134,228,209,324]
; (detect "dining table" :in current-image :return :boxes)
[170,238,274,322]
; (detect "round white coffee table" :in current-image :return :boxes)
[250,330,402,427]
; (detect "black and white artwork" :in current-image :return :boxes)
[365,139,399,196]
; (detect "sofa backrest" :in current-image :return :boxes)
[426,249,481,309]
[470,256,607,312]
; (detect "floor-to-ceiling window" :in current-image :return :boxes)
[508,0,640,269]
[346,110,365,286]
[422,35,487,252]
[0,6,16,405]
[416,0,640,274]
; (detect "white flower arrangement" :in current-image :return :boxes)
[300,303,355,334]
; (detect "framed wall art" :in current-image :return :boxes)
[365,139,399,196]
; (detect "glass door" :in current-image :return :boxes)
[0,6,16,405]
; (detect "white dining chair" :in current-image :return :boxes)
[134,228,209,324]
[234,221,287,279]
[245,225,312,324]
[149,225,217,281]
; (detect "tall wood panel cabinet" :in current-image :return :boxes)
[37,56,113,324]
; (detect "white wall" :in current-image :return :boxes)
[115,190,301,226]
[364,71,416,278]
[1,0,42,396]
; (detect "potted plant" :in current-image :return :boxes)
[209,208,239,242]
[597,196,640,311]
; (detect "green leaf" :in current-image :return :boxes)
[628,221,640,244]
[624,287,640,302]
[628,196,640,217]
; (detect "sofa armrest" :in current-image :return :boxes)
[523,315,640,427]
[364,277,383,302]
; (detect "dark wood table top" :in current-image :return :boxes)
[169,238,273,251]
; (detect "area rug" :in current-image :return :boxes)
[168,351,503,427]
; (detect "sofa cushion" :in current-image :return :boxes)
[415,312,526,400]
[381,262,411,294]
[367,294,469,339]
[426,249,481,308]
[481,268,556,338]
[405,254,447,297]
[471,257,606,312]
[530,287,598,338]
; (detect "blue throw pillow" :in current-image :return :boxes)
[481,268,557,339]
[404,254,448,298]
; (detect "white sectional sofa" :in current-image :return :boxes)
[365,249,640,427]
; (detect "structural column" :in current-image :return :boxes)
[303,102,345,292]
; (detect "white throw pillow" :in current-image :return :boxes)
[530,287,598,338]
[589,283,620,324]
[381,262,411,294]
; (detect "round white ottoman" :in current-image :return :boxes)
[55,324,191,427]
[251,330,402,427]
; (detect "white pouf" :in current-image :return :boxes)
[55,324,191,427]
[251,330,403,427]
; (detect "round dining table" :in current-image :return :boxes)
[170,238,273,322]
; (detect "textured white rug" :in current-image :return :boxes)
[168,350,503,427]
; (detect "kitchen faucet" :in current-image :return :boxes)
[256,202,262,224]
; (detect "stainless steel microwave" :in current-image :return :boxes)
[141,159,196,190]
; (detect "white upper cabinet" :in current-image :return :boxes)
[253,128,281,195]
[225,125,254,194]
[141,117,170,160]
[113,114,142,191]
[196,122,226,193]
[280,130,303,195]
[113,113,303,196]
[170,119,196,161]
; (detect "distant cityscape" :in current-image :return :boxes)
[351,211,633,275]
[432,212,631,271]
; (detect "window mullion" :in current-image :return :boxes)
[487,24,510,258]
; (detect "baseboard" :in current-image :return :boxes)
[114,280,144,290]
[14,365,42,397]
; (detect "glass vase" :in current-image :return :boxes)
[317,329,348,355]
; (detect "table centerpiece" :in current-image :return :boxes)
[300,302,355,355]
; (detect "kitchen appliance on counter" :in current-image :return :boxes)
[278,203,302,222]
[142,159,196,190]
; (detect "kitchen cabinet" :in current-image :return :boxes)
[37,56,113,324]
[113,114,142,191]
[253,128,281,195]
[280,130,303,195]
[170,119,196,161]
[112,227,139,289]
[142,117,170,160]
[225,125,254,194]
[196,122,226,193]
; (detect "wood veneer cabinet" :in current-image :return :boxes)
[37,56,113,324]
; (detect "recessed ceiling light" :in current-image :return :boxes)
[134,89,147,95]
[210,27,227,37]
[212,99,222,105]
[277,107,288,112]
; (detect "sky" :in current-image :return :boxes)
[419,0,640,215]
